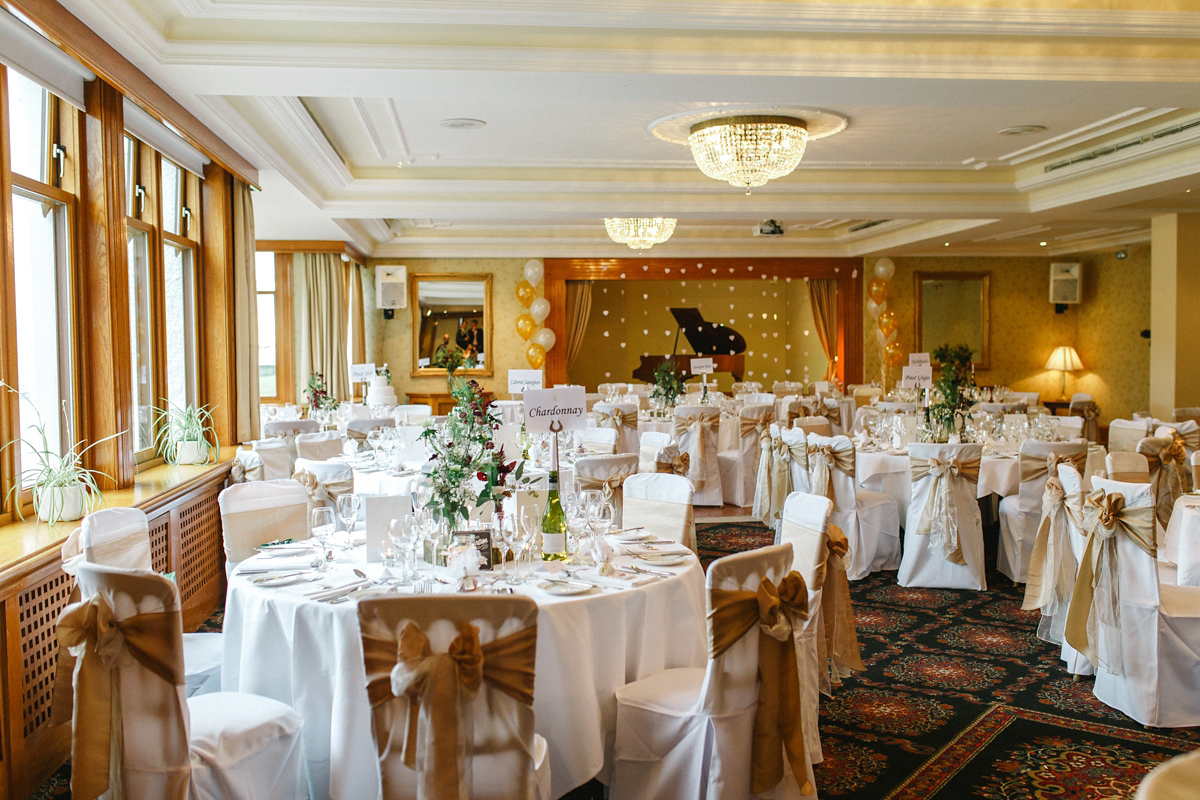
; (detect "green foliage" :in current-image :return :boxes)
[927,344,976,440]
[152,401,219,465]
[650,360,684,405]
[306,372,340,410]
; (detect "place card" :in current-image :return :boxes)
[350,362,377,383]
[690,357,715,375]
[509,369,544,393]
[901,366,933,389]
[909,353,931,366]
[456,528,494,570]
[363,493,410,563]
[523,386,587,432]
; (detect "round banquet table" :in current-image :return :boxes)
[1162,495,1200,587]
[637,417,673,438]
[221,547,706,800]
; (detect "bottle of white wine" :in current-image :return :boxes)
[541,435,569,561]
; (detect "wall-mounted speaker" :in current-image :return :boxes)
[376,265,407,310]
[1049,262,1082,305]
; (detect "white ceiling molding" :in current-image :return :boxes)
[331,218,377,254]
[254,96,354,190]
[168,1,1200,39]
[995,108,1179,166]
[0,8,94,109]
[349,98,388,162]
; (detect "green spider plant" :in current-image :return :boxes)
[152,401,220,465]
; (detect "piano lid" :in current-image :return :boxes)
[669,308,747,356]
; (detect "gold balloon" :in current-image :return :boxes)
[878,309,898,336]
[516,280,535,308]
[516,313,536,341]
[868,278,889,305]
[526,342,546,369]
[884,341,905,367]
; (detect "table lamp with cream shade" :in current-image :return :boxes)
[1045,345,1083,400]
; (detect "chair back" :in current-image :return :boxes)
[293,458,355,526]
[877,401,916,414]
[637,430,676,474]
[1012,391,1040,408]
[1055,463,1091,562]
[743,392,775,405]
[357,595,541,800]
[699,544,793,715]
[1156,420,1200,456]
[231,447,265,483]
[392,404,433,424]
[581,427,618,455]
[295,430,344,461]
[1058,415,1084,440]
[1108,419,1148,453]
[76,507,155,572]
[252,438,292,480]
[1138,436,1185,529]
[737,402,774,466]
[490,400,523,425]
[1070,398,1101,441]
[573,454,638,524]
[1015,440,1087,514]
[592,402,639,454]
[779,427,811,494]
[69,563,190,800]
[623,473,695,552]
[673,405,720,489]
[779,493,832,596]
[1106,451,1150,483]
[218,479,310,564]
[793,416,833,437]
[906,442,984,563]
[346,417,395,441]
[1089,477,1159,608]
[263,419,320,438]
[805,433,857,512]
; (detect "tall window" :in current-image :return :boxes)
[5,69,75,487]
[125,136,201,462]
[255,250,293,403]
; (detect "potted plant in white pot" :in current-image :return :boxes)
[1,383,119,525]
[153,402,220,465]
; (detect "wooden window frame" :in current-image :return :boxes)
[254,250,294,404]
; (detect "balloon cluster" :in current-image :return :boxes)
[866,258,904,387]
[515,259,554,369]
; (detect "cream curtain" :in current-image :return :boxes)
[232,180,260,442]
[564,280,594,370]
[302,253,350,401]
[346,262,366,394]
[807,279,838,381]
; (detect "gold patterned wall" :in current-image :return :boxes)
[569,278,828,392]
[862,246,1151,422]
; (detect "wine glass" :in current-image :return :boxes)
[413,480,434,514]
[387,516,416,585]
[366,429,384,464]
[516,503,539,583]
[310,507,336,571]
[337,493,362,543]
[494,512,517,584]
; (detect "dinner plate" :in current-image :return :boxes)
[612,530,649,541]
[254,573,314,588]
[636,553,689,566]
[537,580,593,595]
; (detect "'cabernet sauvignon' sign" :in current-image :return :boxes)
[523,387,587,432]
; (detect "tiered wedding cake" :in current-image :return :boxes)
[366,375,397,406]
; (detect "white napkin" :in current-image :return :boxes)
[344,440,359,456]
[619,543,692,556]
[575,567,655,589]
[238,554,319,573]
[302,577,372,602]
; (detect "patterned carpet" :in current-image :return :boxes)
[33,521,1200,799]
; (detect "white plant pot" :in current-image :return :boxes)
[36,484,87,524]
[176,440,209,464]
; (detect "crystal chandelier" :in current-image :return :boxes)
[687,115,808,192]
[604,217,677,250]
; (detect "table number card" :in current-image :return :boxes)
[900,366,934,389]
[690,357,715,375]
[508,369,544,394]
[523,386,587,432]
[814,381,832,394]
[909,353,931,367]
[350,362,377,383]
[363,493,410,563]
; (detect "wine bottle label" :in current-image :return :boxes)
[541,533,566,554]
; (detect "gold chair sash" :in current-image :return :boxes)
[786,404,812,425]
[1139,438,1186,529]
[1164,429,1195,492]
[653,452,690,477]
[909,456,981,566]
[294,468,355,521]
[362,620,537,800]
[740,414,774,443]
[1019,451,1087,484]
[1064,491,1156,673]
[674,414,718,488]
[231,458,265,483]
[1022,478,1083,617]
[808,442,855,504]
[818,526,865,680]
[582,438,617,455]
[763,437,794,527]
[594,408,638,431]
[823,404,842,429]
[1071,402,1100,441]
[576,470,632,502]
[708,573,813,796]
[57,594,188,800]
[1175,426,1200,451]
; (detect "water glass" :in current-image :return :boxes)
[387,517,416,584]
[337,493,362,540]
[310,507,336,571]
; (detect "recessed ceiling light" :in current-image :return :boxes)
[998,125,1047,136]
[944,242,950,246]
[439,118,486,129]
[1039,241,1048,246]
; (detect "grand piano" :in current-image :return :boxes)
[632,307,747,383]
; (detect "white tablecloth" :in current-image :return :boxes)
[1163,496,1200,587]
[222,549,706,800]
[351,467,423,496]
[855,451,1020,521]
[637,418,673,439]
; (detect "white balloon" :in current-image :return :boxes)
[867,299,888,319]
[875,329,887,347]
[524,259,544,286]
[533,327,556,352]
[874,258,896,281]
[885,327,898,345]
[530,297,550,324]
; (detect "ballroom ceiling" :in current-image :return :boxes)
[58,0,1200,259]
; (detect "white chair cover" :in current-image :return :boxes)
[623,473,697,554]
[806,433,901,581]
[574,454,638,525]
[217,479,310,568]
[718,403,773,508]
[1139,436,1187,533]
[1066,478,1200,727]
[581,427,618,455]
[673,405,723,506]
[611,544,805,800]
[356,595,551,800]
[1108,418,1149,453]
[67,563,306,800]
[1136,747,1200,800]
[251,438,292,480]
[230,448,264,483]
[346,416,396,441]
[263,419,320,468]
[637,430,677,474]
[793,416,833,438]
[1055,464,1095,676]
[743,392,776,405]
[392,403,433,424]
[899,443,987,590]
[592,401,639,454]
[877,402,917,414]
[293,457,355,528]
[1058,415,1084,440]
[294,430,344,461]
[997,440,1088,583]
[1070,398,1101,442]
[1011,391,1040,408]
[1022,463,1086,648]
[1106,451,1150,483]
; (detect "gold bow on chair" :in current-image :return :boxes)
[594,408,638,431]
[293,468,355,520]
[1019,451,1087,483]
[786,404,812,425]
[1022,478,1084,625]
[740,414,774,444]
[760,436,794,527]
[909,455,981,565]
[576,469,633,502]
[1173,426,1199,451]
[57,595,188,800]
[1139,438,1185,529]
[674,414,718,488]
[1064,491,1155,674]
[363,620,537,800]
[818,526,865,683]
[654,452,690,477]
[822,404,842,429]
[807,443,855,504]
[708,573,813,796]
